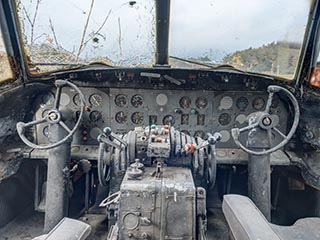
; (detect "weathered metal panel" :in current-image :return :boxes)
[119,167,195,240]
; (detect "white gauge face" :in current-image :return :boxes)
[60,93,70,106]
[156,93,168,106]
[219,96,233,110]
[235,114,247,125]
[219,130,231,143]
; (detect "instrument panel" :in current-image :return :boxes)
[34,87,288,148]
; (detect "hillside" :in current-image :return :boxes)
[223,42,301,77]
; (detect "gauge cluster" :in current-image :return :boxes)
[34,87,288,148]
[110,89,213,138]
[35,87,110,145]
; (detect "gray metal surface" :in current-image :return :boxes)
[117,167,196,240]
[223,194,320,240]
[34,87,288,150]
[44,124,72,233]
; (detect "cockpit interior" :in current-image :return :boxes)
[1,0,320,240]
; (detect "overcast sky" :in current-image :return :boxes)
[18,0,311,64]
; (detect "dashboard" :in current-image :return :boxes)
[34,87,288,151]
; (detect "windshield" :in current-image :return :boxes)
[169,0,312,79]
[15,0,312,79]
[16,0,155,72]
[0,25,13,82]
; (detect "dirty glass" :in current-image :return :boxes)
[0,25,13,82]
[16,0,155,73]
[170,0,312,80]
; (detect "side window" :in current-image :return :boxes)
[0,25,13,82]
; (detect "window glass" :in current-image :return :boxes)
[170,0,312,79]
[16,0,155,73]
[0,25,13,82]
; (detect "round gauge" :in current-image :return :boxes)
[115,111,127,124]
[156,93,168,106]
[220,96,233,110]
[219,130,231,143]
[40,93,54,107]
[90,127,102,140]
[89,110,102,122]
[43,126,49,138]
[236,96,249,110]
[115,94,128,107]
[131,112,144,124]
[181,130,190,136]
[163,115,175,125]
[89,94,102,107]
[252,97,265,110]
[218,113,232,126]
[194,130,206,139]
[179,96,191,109]
[131,95,144,108]
[42,109,50,118]
[60,93,70,106]
[73,94,82,106]
[195,97,208,109]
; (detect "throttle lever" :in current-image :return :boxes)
[97,127,127,150]
[196,132,222,150]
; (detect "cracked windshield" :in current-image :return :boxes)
[16,0,311,79]
[16,0,155,72]
[0,25,13,82]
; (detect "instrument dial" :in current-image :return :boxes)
[252,97,265,110]
[42,109,50,118]
[179,96,191,109]
[89,94,102,107]
[218,113,232,126]
[131,112,144,124]
[73,94,82,106]
[236,96,249,110]
[156,93,168,106]
[89,110,102,122]
[115,111,127,124]
[195,97,208,109]
[43,126,49,138]
[131,95,144,108]
[115,94,128,107]
[163,115,175,125]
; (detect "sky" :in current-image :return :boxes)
[17,0,312,65]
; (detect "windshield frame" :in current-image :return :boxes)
[7,0,320,84]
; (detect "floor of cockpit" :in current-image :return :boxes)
[0,205,229,240]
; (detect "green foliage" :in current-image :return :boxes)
[223,41,300,77]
